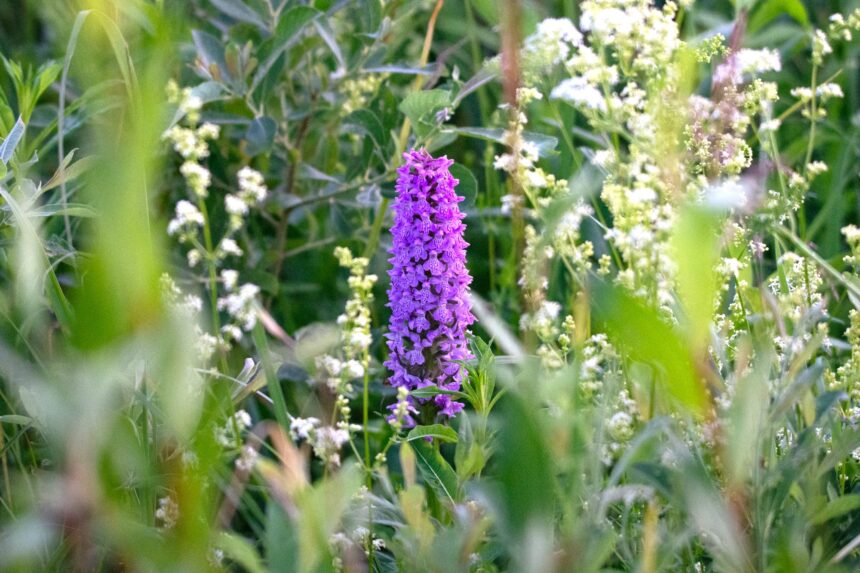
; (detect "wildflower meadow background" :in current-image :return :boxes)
[3,0,860,571]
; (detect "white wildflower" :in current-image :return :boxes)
[219,238,243,258]
[290,417,320,441]
[167,200,204,236]
[551,77,607,112]
[155,496,180,529]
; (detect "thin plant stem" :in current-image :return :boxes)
[364,0,446,260]
[196,196,228,373]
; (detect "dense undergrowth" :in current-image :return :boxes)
[2,0,860,571]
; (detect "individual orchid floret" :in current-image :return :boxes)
[384,149,475,425]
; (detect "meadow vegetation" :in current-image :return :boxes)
[2,1,860,571]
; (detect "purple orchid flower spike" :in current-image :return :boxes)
[384,149,475,428]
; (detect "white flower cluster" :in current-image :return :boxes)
[601,389,639,465]
[289,416,352,468]
[214,409,253,448]
[768,252,824,323]
[166,200,205,239]
[735,48,782,76]
[217,283,260,341]
[235,445,259,472]
[160,273,219,361]
[311,247,377,394]
[520,18,583,83]
[226,166,268,231]
[164,81,270,355]
[519,300,561,340]
[164,81,220,200]
[551,77,606,112]
[335,247,377,358]
[836,311,860,402]
[288,247,376,468]
[577,0,680,74]
[520,4,685,310]
[842,225,860,269]
[155,495,180,529]
[828,10,860,42]
[578,333,619,400]
[329,526,386,567]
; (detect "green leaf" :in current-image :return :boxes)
[42,154,97,192]
[296,466,361,573]
[34,63,63,103]
[493,391,555,533]
[399,89,451,136]
[252,6,321,92]
[0,415,33,426]
[0,116,25,164]
[411,437,459,503]
[17,203,98,218]
[192,29,230,81]
[452,68,497,107]
[312,18,346,70]
[276,362,310,385]
[0,186,73,331]
[170,81,225,125]
[210,0,268,32]
[265,504,298,573]
[449,126,558,157]
[591,278,708,416]
[364,64,433,76]
[670,205,723,351]
[407,424,458,444]
[344,109,387,154]
[810,495,860,525]
[357,0,382,33]
[749,0,808,33]
[408,386,467,400]
[245,116,277,156]
[215,532,267,573]
[449,164,477,208]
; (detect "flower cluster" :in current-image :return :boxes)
[507,2,690,314]
[292,247,377,467]
[489,0,860,479]
[155,495,180,529]
[289,417,352,468]
[339,73,387,115]
[334,247,377,367]
[214,409,253,448]
[160,273,219,361]
[163,81,270,352]
[385,149,475,424]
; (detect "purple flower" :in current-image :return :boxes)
[385,149,475,426]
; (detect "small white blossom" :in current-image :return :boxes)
[180,161,212,198]
[217,283,260,331]
[167,200,204,236]
[551,77,607,112]
[155,496,180,529]
[221,269,239,291]
[290,417,320,441]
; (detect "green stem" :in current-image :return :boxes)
[196,197,228,373]
[363,350,371,485]
[252,322,290,430]
[363,197,390,259]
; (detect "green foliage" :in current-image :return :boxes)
[2,1,860,572]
